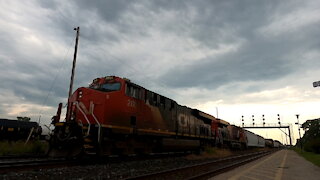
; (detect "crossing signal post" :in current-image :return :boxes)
[242,116,244,127]
[252,115,255,126]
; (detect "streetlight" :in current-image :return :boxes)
[295,114,302,150]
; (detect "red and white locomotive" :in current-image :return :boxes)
[49,76,252,157]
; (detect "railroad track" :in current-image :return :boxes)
[0,151,190,174]
[126,150,275,180]
[0,154,47,160]
[0,158,80,173]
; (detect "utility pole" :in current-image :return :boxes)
[68,27,80,99]
[295,114,302,150]
[288,126,292,146]
[66,27,80,122]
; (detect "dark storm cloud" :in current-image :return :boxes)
[37,0,134,44]
[160,40,292,88]
[32,0,320,92]
[135,1,279,47]
[1,0,319,122]
[154,1,320,89]
[76,0,131,23]
[0,26,70,107]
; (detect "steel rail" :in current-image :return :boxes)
[126,150,275,180]
[0,158,80,173]
[0,151,192,174]
[187,151,272,180]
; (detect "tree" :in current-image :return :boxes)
[301,118,320,153]
[17,116,31,122]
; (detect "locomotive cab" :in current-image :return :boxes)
[49,76,126,157]
[49,76,148,157]
[89,76,122,92]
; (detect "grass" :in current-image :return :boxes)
[0,140,49,156]
[292,147,320,167]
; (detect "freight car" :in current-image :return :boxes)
[224,124,247,149]
[265,139,274,148]
[0,118,42,141]
[245,130,265,148]
[273,140,281,148]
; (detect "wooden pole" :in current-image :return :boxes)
[66,27,80,122]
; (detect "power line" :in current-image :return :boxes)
[38,38,75,122]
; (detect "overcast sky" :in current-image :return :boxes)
[1,0,320,143]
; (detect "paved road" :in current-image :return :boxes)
[210,149,320,180]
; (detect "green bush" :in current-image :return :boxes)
[293,147,320,167]
[304,137,320,154]
[0,140,48,156]
[204,147,217,154]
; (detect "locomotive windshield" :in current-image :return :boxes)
[100,83,121,92]
[89,80,121,92]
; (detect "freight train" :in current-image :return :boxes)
[265,139,282,148]
[48,76,281,157]
[0,118,42,141]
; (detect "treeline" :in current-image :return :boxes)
[298,118,320,153]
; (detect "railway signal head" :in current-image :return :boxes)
[313,81,320,87]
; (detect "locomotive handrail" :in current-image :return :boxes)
[90,103,101,143]
[24,127,34,145]
[75,102,91,137]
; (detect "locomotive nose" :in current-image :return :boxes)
[75,88,85,100]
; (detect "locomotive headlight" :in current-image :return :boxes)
[78,91,83,99]
[71,112,75,120]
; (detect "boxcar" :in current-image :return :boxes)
[257,135,265,147]
[245,130,265,148]
[273,140,281,148]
